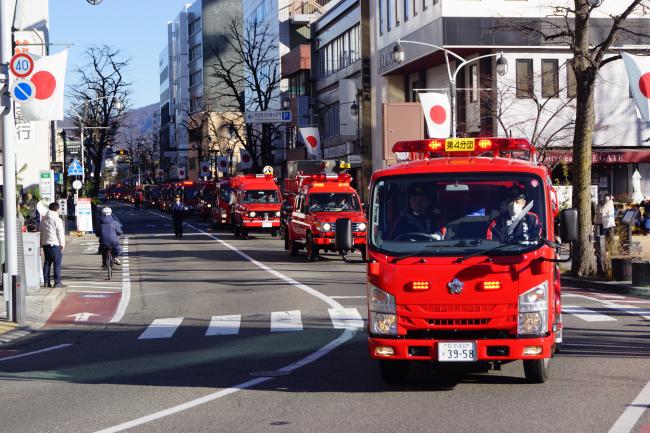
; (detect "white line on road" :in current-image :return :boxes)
[205,315,241,336]
[138,317,184,340]
[563,293,650,320]
[329,308,365,329]
[270,310,303,332]
[562,305,617,322]
[608,380,650,433]
[0,343,73,363]
[110,238,131,323]
[93,214,357,433]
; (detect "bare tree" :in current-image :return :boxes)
[69,45,130,196]
[503,0,650,276]
[208,17,284,171]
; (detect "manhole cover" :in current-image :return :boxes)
[249,370,291,378]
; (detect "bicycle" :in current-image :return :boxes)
[104,248,114,280]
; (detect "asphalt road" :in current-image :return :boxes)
[0,202,649,433]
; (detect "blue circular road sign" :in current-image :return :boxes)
[11,80,35,102]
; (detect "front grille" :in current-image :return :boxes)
[329,222,365,231]
[428,318,490,326]
[405,330,512,340]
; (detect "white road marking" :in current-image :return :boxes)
[330,295,366,299]
[608,380,650,433]
[205,315,241,336]
[138,317,184,340]
[329,308,365,329]
[94,214,355,433]
[270,310,303,332]
[563,293,650,321]
[0,343,73,363]
[110,238,131,323]
[68,286,121,290]
[597,294,626,299]
[562,305,617,322]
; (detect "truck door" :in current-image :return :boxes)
[291,194,307,241]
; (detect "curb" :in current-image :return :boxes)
[40,286,66,316]
[561,276,650,300]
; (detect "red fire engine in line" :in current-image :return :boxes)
[284,172,367,262]
[366,137,577,384]
[210,178,234,229]
[231,174,282,239]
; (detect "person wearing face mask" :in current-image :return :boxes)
[486,188,540,243]
[171,195,185,239]
[390,184,444,240]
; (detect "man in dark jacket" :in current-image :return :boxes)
[390,183,444,240]
[487,188,540,243]
[97,207,123,267]
[171,195,185,239]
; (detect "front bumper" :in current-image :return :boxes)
[313,234,367,246]
[368,335,553,361]
[242,219,280,229]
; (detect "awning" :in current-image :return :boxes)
[541,149,650,165]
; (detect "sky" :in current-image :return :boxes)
[49,0,187,110]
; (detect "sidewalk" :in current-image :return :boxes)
[0,231,106,344]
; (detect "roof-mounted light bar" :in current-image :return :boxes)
[392,137,535,161]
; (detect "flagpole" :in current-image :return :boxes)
[1,0,20,323]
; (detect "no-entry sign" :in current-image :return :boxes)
[9,52,34,78]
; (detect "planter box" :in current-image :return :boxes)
[611,258,633,281]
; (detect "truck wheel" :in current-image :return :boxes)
[288,237,300,256]
[271,229,278,237]
[233,224,241,237]
[378,360,410,385]
[523,358,550,384]
[306,233,318,262]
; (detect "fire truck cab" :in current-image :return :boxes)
[231,174,282,239]
[284,172,367,262]
[210,178,234,229]
[366,137,577,384]
[176,180,201,215]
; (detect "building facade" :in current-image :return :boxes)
[370,0,650,199]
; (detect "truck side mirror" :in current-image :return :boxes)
[560,208,578,242]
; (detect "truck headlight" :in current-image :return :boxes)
[316,222,331,232]
[518,281,548,336]
[207,204,212,208]
[357,222,367,231]
[368,283,397,335]
[275,211,281,217]
[221,210,227,218]
[248,211,256,217]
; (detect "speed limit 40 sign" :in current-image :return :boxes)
[9,53,34,78]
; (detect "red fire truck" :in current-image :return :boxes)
[231,174,282,238]
[210,178,234,229]
[365,137,577,384]
[284,172,367,262]
[175,180,201,215]
[197,181,217,222]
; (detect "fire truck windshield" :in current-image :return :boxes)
[308,193,360,212]
[242,190,280,204]
[370,173,546,256]
[183,187,199,200]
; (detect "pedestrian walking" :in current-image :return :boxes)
[40,202,65,288]
[601,195,616,240]
[171,195,185,239]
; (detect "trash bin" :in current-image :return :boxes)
[632,261,650,286]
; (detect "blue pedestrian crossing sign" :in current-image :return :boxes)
[68,159,83,176]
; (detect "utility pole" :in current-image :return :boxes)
[1,0,20,323]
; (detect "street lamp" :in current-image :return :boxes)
[586,0,602,7]
[393,40,508,137]
[349,101,359,117]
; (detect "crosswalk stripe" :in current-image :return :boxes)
[270,310,302,332]
[206,315,241,336]
[562,305,617,322]
[138,317,184,339]
[328,308,364,329]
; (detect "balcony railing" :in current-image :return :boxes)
[278,0,331,22]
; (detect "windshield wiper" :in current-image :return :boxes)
[455,240,523,263]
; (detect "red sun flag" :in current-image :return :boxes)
[639,73,650,98]
[306,135,318,148]
[299,127,321,159]
[19,50,68,121]
[622,52,650,120]
[419,92,451,138]
[429,105,447,125]
[31,70,56,100]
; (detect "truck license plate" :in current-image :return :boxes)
[438,341,477,362]
[445,138,475,152]
[262,221,272,228]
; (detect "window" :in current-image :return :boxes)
[190,70,202,87]
[189,44,202,62]
[395,0,400,26]
[190,96,202,112]
[541,59,559,98]
[413,0,417,16]
[404,0,408,21]
[423,0,428,10]
[516,59,534,98]
[387,0,391,31]
[379,0,383,35]
[567,65,576,98]
[189,18,201,36]
[469,64,478,102]
[317,24,361,79]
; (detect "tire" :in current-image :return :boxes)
[284,234,290,251]
[378,360,410,385]
[306,233,318,262]
[240,226,248,240]
[288,236,300,256]
[271,229,278,237]
[523,358,550,384]
[233,223,241,237]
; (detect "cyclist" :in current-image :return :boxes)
[97,207,123,268]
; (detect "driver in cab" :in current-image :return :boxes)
[390,184,444,240]
[487,187,540,243]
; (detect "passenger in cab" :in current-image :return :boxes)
[390,184,444,240]
[487,187,540,243]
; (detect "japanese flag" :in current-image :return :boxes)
[200,161,211,177]
[217,156,229,173]
[622,52,650,121]
[239,149,253,169]
[299,127,321,159]
[419,92,451,138]
[20,50,68,122]
[177,167,186,179]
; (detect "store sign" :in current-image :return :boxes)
[324,142,352,159]
[39,170,55,203]
[76,198,93,232]
[543,151,634,165]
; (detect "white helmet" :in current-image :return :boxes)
[102,207,112,216]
